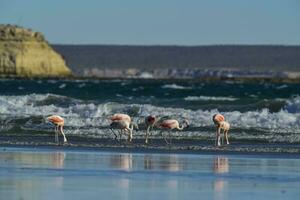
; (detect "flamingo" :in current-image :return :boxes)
[110,113,131,123]
[144,115,157,144]
[212,114,230,146]
[46,115,68,144]
[156,119,189,145]
[109,120,138,142]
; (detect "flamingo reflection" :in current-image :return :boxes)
[213,156,229,200]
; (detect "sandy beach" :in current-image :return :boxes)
[0,146,300,200]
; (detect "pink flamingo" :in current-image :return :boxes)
[144,115,157,144]
[156,119,189,145]
[212,114,230,146]
[47,115,68,144]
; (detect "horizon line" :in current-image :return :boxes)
[51,43,300,47]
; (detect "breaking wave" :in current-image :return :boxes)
[1,94,300,142]
[184,96,238,101]
[161,84,192,90]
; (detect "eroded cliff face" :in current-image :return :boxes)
[0,25,72,77]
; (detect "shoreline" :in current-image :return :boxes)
[1,143,300,159]
[1,75,300,83]
[1,135,300,157]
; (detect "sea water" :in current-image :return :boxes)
[0,79,300,146]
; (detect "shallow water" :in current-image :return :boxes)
[0,147,300,200]
[0,79,300,146]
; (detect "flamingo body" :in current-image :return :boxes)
[111,113,131,123]
[47,115,64,126]
[219,121,230,131]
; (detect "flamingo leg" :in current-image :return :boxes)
[215,127,219,146]
[145,126,150,144]
[59,125,68,144]
[168,131,172,145]
[119,130,123,140]
[124,128,132,142]
[149,125,154,136]
[216,127,221,146]
[130,129,133,142]
[129,129,133,142]
[124,129,130,141]
[222,129,225,145]
[215,127,217,146]
[55,126,59,144]
[162,131,169,145]
[225,130,229,145]
[110,128,119,140]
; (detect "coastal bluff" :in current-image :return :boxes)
[0,25,71,77]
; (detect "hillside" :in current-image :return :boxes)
[0,25,72,77]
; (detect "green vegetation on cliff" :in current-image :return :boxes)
[0,25,72,77]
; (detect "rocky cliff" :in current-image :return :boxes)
[0,25,72,77]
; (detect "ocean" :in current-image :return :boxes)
[1,79,300,199]
[0,79,300,150]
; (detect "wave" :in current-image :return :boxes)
[284,96,300,113]
[276,84,288,90]
[184,96,238,101]
[161,84,192,90]
[1,94,300,142]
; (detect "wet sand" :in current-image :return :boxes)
[0,146,300,200]
[0,134,300,155]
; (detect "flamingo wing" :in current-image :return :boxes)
[111,114,131,122]
[159,120,177,128]
[47,115,64,125]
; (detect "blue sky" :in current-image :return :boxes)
[1,0,300,45]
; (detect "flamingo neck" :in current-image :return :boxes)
[129,123,134,131]
[59,126,63,133]
[178,121,188,130]
[177,125,184,130]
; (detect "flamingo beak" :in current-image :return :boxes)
[45,117,49,124]
[184,119,190,128]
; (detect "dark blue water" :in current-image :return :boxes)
[0,79,300,144]
[1,79,299,111]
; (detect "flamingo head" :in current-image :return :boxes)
[145,115,156,125]
[183,119,190,128]
[131,122,139,130]
[212,114,225,125]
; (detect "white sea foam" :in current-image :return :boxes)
[59,83,66,89]
[161,84,192,90]
[276,84,288,90]
[284,96,300,113]
[1,94,300,142]
[184,96,238,101]
[78,83,86,88]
